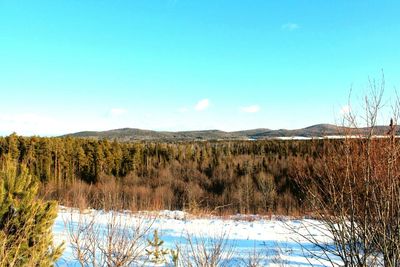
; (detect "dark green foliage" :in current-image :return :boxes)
[0,159,63,266]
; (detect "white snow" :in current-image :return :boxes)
[53,207,340,266]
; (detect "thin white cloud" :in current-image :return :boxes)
[194,99,210,111]
[241,105,261,113]
[281,23,299,31]
[0,113,54,125]
[0,110,132,136]
[0,113,61,136]
[110,108,127,116]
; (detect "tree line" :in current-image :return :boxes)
[0,133,334,214]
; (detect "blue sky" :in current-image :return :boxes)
[0,0,399,136]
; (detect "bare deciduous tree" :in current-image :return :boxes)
[296,75,400,266]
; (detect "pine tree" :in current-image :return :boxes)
[146,229,169,264]
[0,159,63,266]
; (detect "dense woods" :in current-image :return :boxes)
[0,134,332,214]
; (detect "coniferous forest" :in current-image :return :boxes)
[0,133,334,214]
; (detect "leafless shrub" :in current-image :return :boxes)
[240,245,265,267]
[65,209,154,267]
[176,231,236,267]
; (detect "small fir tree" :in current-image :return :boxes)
[146,229,169,264]
[170,246,180,266]
[0,159,63,266]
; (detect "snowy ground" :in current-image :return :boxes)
[53,207,339,266]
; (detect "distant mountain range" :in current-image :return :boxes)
[63,124,397,141]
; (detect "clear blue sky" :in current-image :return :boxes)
[0,0,399,136]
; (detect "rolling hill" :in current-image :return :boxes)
[63,123,397,141]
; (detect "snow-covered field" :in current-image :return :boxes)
[53,207,337,266]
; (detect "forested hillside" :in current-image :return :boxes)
[0,134,332,214]
[63,124,400,142]
[64,124,397,141]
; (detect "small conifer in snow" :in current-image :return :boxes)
[146,229,169,264]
